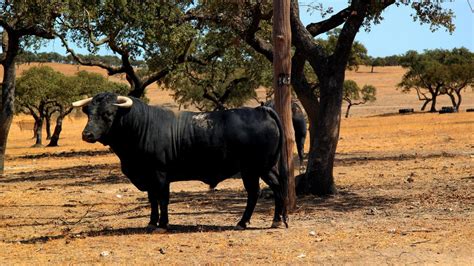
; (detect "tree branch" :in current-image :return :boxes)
[229,3,274,62]
[84,9,111,46]
[306,7,352,37]
[290,0,327,70]
[140,38,195,92]
[17,25,56,39]
[333,1,395,70]
[219,77,249,103]
[202,88,226,111]
[55,33,124,75]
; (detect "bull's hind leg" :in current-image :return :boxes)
[236,175,260,230]
[262,167,286,228]
[157,181,170,230]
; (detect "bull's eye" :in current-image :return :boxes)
[103,114,112,122]
[102,111,114,122]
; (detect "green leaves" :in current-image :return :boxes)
[342,80,376,118]
[16,66,132,113]
[163,26,272,111]
[410,2,455,33]
[316,29,369,71]
[343,80,376,104]
[398,48,473,110]
[15,66,64,110]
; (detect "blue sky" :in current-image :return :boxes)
[41,1,473,57]
[300,0,473,56]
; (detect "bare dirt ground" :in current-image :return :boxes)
[0,64,473,264]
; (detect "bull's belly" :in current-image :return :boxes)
[120,159,241,190]
[166,162,241,186]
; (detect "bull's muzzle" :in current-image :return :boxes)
[82,131,97,143]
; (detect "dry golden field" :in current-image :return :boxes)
[0,63,473,264]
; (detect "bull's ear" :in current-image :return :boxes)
[114,96,133,108]
[72,97,93,107]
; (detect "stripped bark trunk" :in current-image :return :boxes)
[273,0,296,210]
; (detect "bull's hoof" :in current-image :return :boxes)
[235,221,248,230]
[234,224,246,230]
[151,227,168,234]
[146,224,168,234]
[146,224,158,233]
[271,220,283,228]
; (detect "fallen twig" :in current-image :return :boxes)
[60,205,93,226]
[411,239,430,246]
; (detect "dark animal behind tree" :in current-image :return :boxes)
[73,92,288,232]
[264,100,307,165]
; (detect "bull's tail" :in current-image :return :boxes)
[264,107,289,228]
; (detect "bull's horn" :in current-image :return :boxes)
[114,96,133,108]
[72,97,93,107]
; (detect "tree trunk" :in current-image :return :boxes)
[47,107,72,147]
[303,75,342,196]
[455,90,462,110]
[0,33,19,175]
[0,93,13,175]
[47,114,63,147]
[45,114,52,140]
[421,98,431,111]
[273,0,296,210]
[345,103,352,118]
[32,120,39,139]
[429,94,437,112]
[33,117,44,147]
[290,52,319,157]
[371,65,374,73]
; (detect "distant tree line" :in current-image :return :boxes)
[15,50,409,75]
[16,51,146,68]
[366,55,402,73]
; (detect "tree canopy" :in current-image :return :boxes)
[343,80,376,118]
[398,48,473,111]
[57,0,197,98]
[163,27,272,111]
[16,66,130,146]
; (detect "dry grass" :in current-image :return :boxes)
[0,63,473,264]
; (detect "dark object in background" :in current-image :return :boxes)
[264,100,307,165]
[439,106,457,114]
[399,108,414,114]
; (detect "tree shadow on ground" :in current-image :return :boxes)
[295,189,402,213]
[2,161,404,244]
[13,150,112,160]
[13,223,265,244]
[3,187,402,244]
[0,163,123,184]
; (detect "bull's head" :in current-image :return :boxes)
[72,92,133,143]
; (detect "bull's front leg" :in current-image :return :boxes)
[146,172,169,234]
[146,189,159,233]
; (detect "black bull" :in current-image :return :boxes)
[74,92,288,231]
